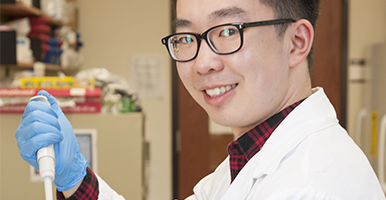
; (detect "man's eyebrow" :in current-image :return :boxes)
[173,18,192,29]
[208,7,246,20]
[173,7,246,30]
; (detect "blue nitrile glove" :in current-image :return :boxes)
[15,90,88,191]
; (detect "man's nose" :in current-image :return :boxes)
[193,40,224,75]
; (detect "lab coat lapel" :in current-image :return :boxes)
[220,156,257,200]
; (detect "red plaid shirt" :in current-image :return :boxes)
[57,167,99,199]
[227,100,303,182]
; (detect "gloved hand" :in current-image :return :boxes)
[15,90,88,191]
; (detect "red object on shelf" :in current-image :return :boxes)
[0,88,101,97]
[30,24,51,34]
[27,16,52,59]
[29,16,50,25]
[0,88,102,113]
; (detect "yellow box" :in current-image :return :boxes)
[18,77,94,89]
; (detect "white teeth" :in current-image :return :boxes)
[220,87,226,94]
[205,84,236,97]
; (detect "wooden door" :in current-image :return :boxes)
[312,0,348,127]
[172,0,348,199]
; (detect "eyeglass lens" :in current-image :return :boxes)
[167,25,241,61]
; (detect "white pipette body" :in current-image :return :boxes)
[30,95,55,200]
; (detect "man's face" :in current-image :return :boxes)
[176,0,295,136]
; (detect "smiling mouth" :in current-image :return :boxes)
[205,84,237,97]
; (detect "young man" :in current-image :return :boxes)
[15,0,385,199]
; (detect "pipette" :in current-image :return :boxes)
[29,95,55,200]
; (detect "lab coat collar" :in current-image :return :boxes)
[250,87,339,179]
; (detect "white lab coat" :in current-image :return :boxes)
[186,88,385,200]
[95,87,385,200]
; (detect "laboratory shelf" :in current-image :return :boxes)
[0,2,63,26]
[0,62,78,73]
[0,2,40,16]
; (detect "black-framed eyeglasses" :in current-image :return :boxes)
[161,19,296,62]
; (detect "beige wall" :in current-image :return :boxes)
[348,0,386,59]
[77,1,172,200]
[347,0,386,137]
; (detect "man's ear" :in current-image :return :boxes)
[289,19,314,67]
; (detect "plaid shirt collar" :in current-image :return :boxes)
[227,100,303,182]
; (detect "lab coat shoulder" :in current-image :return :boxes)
[305,124,382,198]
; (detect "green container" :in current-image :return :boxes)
[118,98,136,113]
